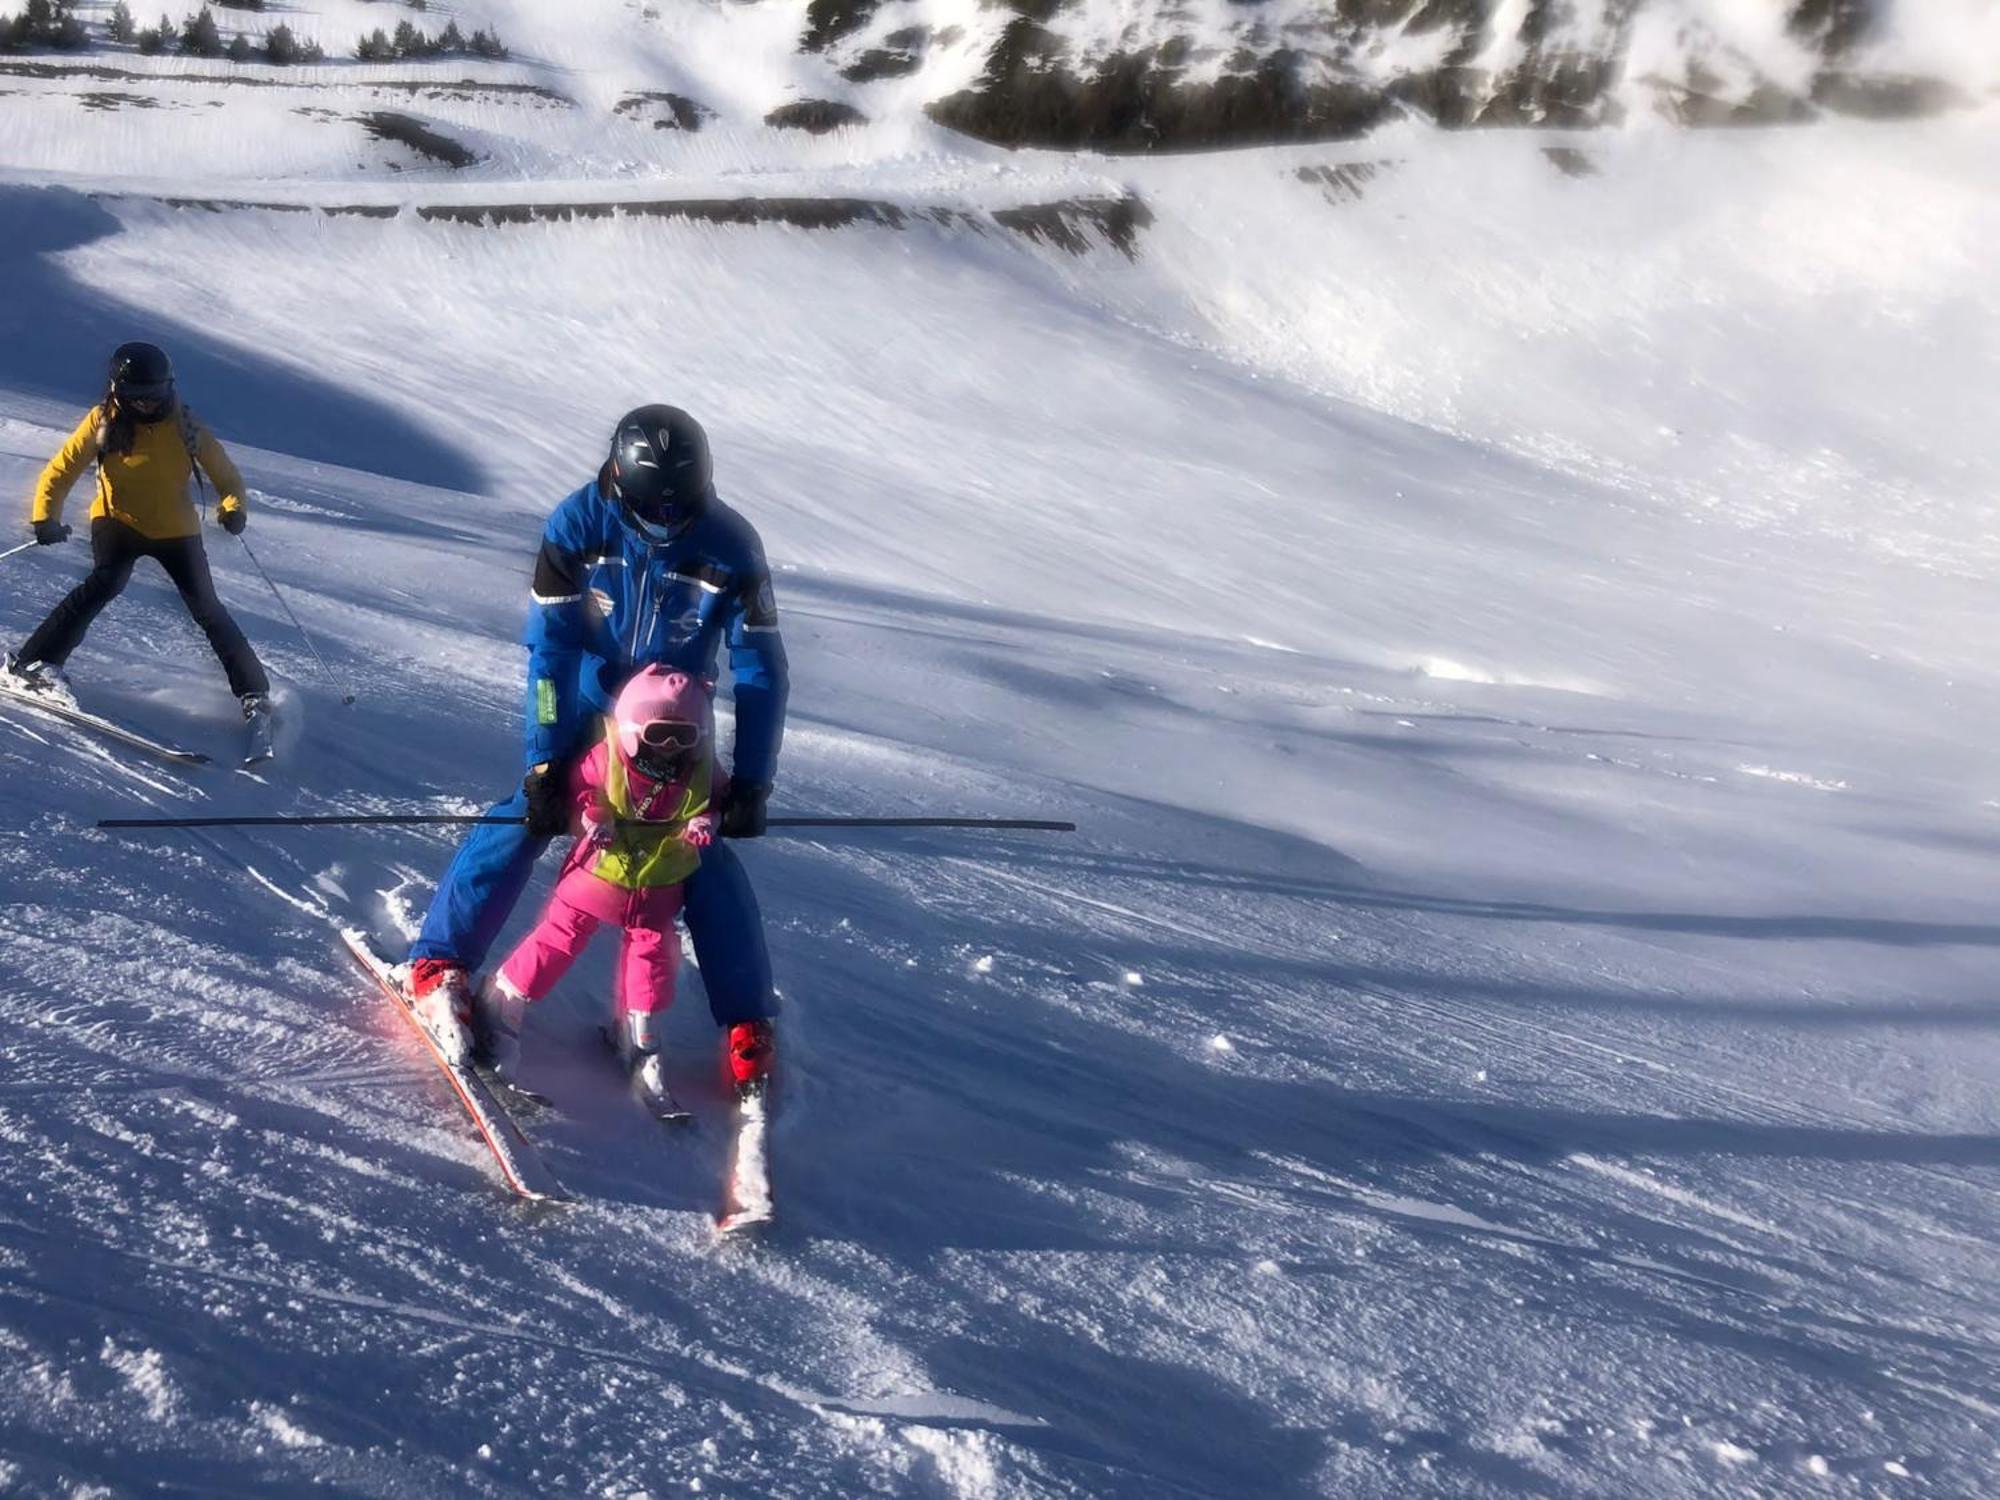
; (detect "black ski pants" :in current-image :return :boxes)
[18,518,269,698]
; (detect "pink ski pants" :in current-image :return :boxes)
[496,862,685,1017]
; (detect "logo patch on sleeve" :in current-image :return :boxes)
[535,678,558,726]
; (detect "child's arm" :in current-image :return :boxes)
[569,742,615,845]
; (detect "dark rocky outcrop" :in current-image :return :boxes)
[128,190,1157,260]
[841,26,926,83]
[614,90,712,132]
[357,112,478,169]
[765,99,868,134]
[908,1,1975,153]
[1295,161,1392,205]
[802,0,880,53]
[992,194,1151,258]
[929,24,1389,152]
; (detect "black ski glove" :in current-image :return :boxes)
[719,782,770,840]
[522,761,568,839]
[219,507,246,536]
[32,520,70,546]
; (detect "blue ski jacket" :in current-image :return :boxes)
[521,479,788,788]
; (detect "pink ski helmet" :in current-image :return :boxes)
[611,666,712,785]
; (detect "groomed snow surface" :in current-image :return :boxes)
[0,56,1998,1498]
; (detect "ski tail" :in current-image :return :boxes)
[340,927,566,1203]
[0,678,210,764]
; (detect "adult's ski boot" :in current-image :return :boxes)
[402,957,473,1067]
[726,1020,775,1102]
[1,652,78,710]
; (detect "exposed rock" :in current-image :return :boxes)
[929,25,1389,151]
[765,99,869,134]
[614,90,713,132]
[1295,160,1392,204]
[132,190,1156,260]
[916,2,1972,153]
[841,26,927,83]
[1540,145,1596,178]
[802,0,880,54]
[1813,72,1964,121]
[992,194,1151,258]
[356,112,479,170]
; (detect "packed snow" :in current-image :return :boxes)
[0,8,1997,1496]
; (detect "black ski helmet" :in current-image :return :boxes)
[108,341,175,413]
[604,405,712,541]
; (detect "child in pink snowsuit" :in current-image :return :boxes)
[485,666,719,1103]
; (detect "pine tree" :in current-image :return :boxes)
[390,18,418,56]
[136,13,172,53]
[263,19,296,64]
[437,19,462,53]
[48,0,87,46]
[469,26,505,59]
[224,28,250,60]
[355,26,390,61]
[180,4,222,56]
[108,1,136,42]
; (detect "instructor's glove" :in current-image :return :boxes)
[218,507,247,536]
[522,761,568,839]
[32,520,70,546]
[718,782,769,840]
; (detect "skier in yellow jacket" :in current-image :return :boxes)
[3,342,269,723]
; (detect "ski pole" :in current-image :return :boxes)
[236,533,356,706]
[97,813,1078,833]
[0,539,36,563]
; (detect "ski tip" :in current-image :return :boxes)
[715,1208,776,1241]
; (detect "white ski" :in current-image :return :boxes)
[0,678,210,764]
[340,927,566,1204]
[717,1084,775,1238]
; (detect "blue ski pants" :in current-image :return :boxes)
[409,785,777,1026]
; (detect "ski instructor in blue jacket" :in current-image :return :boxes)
[402,405,787,1091]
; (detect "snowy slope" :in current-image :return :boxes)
[1,24,1999,1499]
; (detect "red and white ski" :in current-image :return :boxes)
[340,927,566,1204]
[717,1084,775,1238]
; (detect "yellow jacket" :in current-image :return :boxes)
[31,404,246,541]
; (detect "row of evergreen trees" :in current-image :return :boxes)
[0,0,88,50]
[355,20,507,62]
[123,6,324,62]
[0,2,506,63]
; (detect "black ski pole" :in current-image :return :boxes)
[97,813,1077,833]
[237,534,356,706]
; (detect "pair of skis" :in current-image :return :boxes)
[0,676,273,767]
[340,929,774,1236]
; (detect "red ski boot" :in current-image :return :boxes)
[402,957,473,1066]
[726,1020,775,1101]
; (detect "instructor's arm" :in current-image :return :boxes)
[720,556,788,836]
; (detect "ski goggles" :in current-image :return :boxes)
[632,719,700,779]
[117,383,173,416]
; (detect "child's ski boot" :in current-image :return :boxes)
[621,1009,690,1123]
